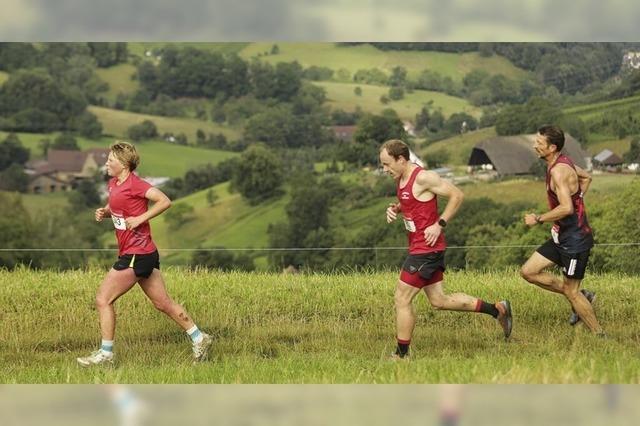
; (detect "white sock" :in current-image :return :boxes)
[186,325,203,344]
[101,339,114,354]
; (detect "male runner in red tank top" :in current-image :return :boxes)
[522,125,603,335]
[380,140,513,359]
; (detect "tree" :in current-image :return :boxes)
[231,144,284,205]
[206,189,218,206]
[0,133,30,171]
[444,112,477,134]
[87,42,129,67]
[127,120,158,141]
[0,164,29,192]
[0,192,34,268]
[273,61,303,101]
[52,133,80,151]
[388,66,407,87]
[388,86,404,101]
[68,179,101,209]
[346,110,408,165]
[72,111,103,139]
[0,69,87,126]
[623,138,640,163]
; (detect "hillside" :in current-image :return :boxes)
[94,63,139,104]
[1,131,238,179]
[239,43,529,82]
[88,106,241,142]
[314,81,481,120]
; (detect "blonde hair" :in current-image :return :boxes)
[109,140,140,171]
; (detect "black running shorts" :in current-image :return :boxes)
[536,239,590,280]
[112,250,160,278]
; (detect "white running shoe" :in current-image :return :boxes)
[192,333,213,362]
[76,349,114,367]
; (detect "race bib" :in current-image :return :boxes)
[403,218,416,233]
[112,214,127,230]
[551,224,560,245]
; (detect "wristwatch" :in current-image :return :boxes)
[535,215,543,224]
[438,218,447,228]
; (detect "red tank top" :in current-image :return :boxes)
[546,154,593,252]
[108,173,157,256]
[397,166,446,254]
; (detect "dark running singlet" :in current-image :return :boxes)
[546,154,593,253]
[397,166,446,255]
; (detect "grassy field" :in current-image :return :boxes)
[1,131,238,179]
[564,95,640,122]
[88,106,241,142]
[94,63,139,104]
[420,127,497,166]
[586,137,632,157]
[1,268,639,384]
[0,70,9,85]
[149,182,289,266]
[461,174,636,205]
[315,81,481,120]
[240,43,528,82]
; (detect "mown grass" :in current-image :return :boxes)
[88,105,241,142]
[1,268,638,384]
[240,43,528,82]
[94,63,139,104]
[314,81,481,120]
[2,131,238,179]
[564,95,640,122]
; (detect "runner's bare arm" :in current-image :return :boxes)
[415,170,464,222]
[124,188,172,229]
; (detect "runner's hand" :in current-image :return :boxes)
[386,203,400,223]
[524,213,538,227]
[423,223,442,246]
[125,216,144,230]
[95,208,107,222]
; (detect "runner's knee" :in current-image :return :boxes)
[394,288,413,308]
[562,285,580,300]
[429,295,446,310]
[95,294,111,309]
[151,298,172,313]
[520,266,537,282]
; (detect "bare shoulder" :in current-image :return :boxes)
[551,163,575,180]
[415,169,440,187]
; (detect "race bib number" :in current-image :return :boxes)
[112,214,127,230]
[403,218,416,233]
[551,225,560,245]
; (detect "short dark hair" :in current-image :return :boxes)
[537,125,565,152]
[380,139,410,161]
